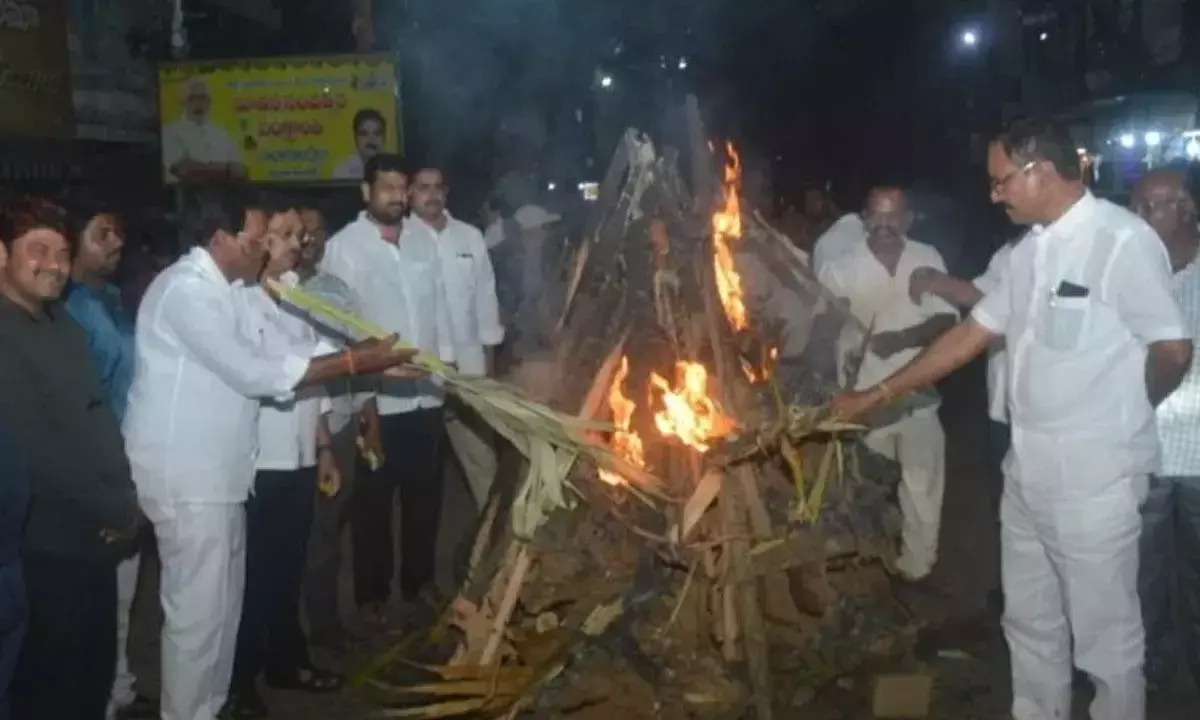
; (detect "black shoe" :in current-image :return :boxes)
[218,689,269,719]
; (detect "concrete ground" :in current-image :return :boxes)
[125,362,1200,717]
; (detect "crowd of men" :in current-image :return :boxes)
[4,113,1200,720]
[0,151,564,720]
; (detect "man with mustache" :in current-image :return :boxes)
[222,200,344,718]
[332,109,387,181]
[123,190,415,720]
[409,168,504,514]
[817,186,958,586]
[322,154,457,626]
[1131,168,1200,693]
[832,118,1193,720]
[62,205,159,719]
[0,197,141,720]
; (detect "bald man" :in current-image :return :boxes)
[817,187,958,583]
[161,78,247,184]
[1132,168,1200,691]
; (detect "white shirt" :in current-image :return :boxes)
[237,284,330,472]
[1157,253,1200,476]
[974,243,1015,423]
[161,118,241,178]
[321,212,456,416]
[736,243,820,358]
[819,238,958,391]
[812,213,866,276]
[415,213,504,377]
[972,192,1187,478]
[331,154,365,181]
[124,248,310,503]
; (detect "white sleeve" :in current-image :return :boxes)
[435,265,456,363]
[159,279,308,398]
[1112,228,1188,344]
[915,250,959,318]
[472,234,505,347]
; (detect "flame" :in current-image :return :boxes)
[650,361,732,453]
[712,142,746,332]
[598,356,643,486]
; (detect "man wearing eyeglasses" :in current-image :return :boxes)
[832,118,1193,720]
[817,186,958,586]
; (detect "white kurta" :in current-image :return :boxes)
[321,213,456,418]
[421,213,505,509]
[819,238,957,580]
[124,248,309,720]
[972,192,1188,720]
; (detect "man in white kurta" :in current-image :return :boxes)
[832,119,1193,720]
[321,154,457,621]
[124,196,411,720]
[408,168,505,511]
[818,188,958,581]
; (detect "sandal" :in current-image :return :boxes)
[264,665,344,694]
[218,689,269,719]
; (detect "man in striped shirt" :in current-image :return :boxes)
[1134,167,1200,691]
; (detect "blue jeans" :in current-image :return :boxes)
[0,560,27,720]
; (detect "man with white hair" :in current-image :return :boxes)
[161,77,246,184]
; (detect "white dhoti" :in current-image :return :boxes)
[107,552,141,717]
[445,405,498,511]
[862,407,946,580]
[1002,434,1146,720]
[140,498,246,720]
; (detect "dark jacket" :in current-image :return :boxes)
[0,419,27,567]
[0,298,139,560]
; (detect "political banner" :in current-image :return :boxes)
[158,54,400,185]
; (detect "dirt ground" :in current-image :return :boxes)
[125,360,1200,718]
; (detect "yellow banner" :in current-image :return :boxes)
[158,55,400,185]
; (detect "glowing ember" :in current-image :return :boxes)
[650,361,732,453]
[712,142,746,332]
[599,356,644,486]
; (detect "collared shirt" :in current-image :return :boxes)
[1157,252,1200,476]
[64,280,136,422]
[124,247,310,504]
[972,192,1187,478]
[237,284,328,471]
[819,238,959,391]
[412,213,504,377]
[321,212,456,416]
[812,213,866,276]
[973,243,1015,423]
[0,297,138,558]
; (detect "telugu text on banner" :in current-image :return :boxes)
[157,55,400,185]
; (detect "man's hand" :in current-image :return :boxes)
[830,387,888,422]
[349,336,418,375]
[909,266,946,305]
[358,402,385,470]
[317,447,342,498]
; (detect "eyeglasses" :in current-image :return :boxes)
[989,161,1037,193]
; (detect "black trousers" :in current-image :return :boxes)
[230,468,316,692]
[352,407,444,606]
[304,424,361,637]
[11,552,116,720]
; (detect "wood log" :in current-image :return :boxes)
[722,475,773,720]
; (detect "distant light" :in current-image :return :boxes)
[677,57,689,70]
[1144,131,1162,147]
[547,182,557,191]
[1076,147,1087,155]
[599,75,614,89]
[1039,32,1049,41]
[1187,138,1200,160]
[960,30,979,47]
[1119,133,1136,149]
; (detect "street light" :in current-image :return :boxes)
[1119,133,1136,149]
[960,29,979,48]
[599,74,614,89]
[677,57,689,70]
[1144,131,1162,147]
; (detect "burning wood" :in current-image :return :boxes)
[359,101,909,720]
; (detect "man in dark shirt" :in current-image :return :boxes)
[0,412,27,720]
[0,198,141,720]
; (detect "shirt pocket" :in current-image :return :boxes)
[1040,295,1090,352]
[451,254,478,294]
